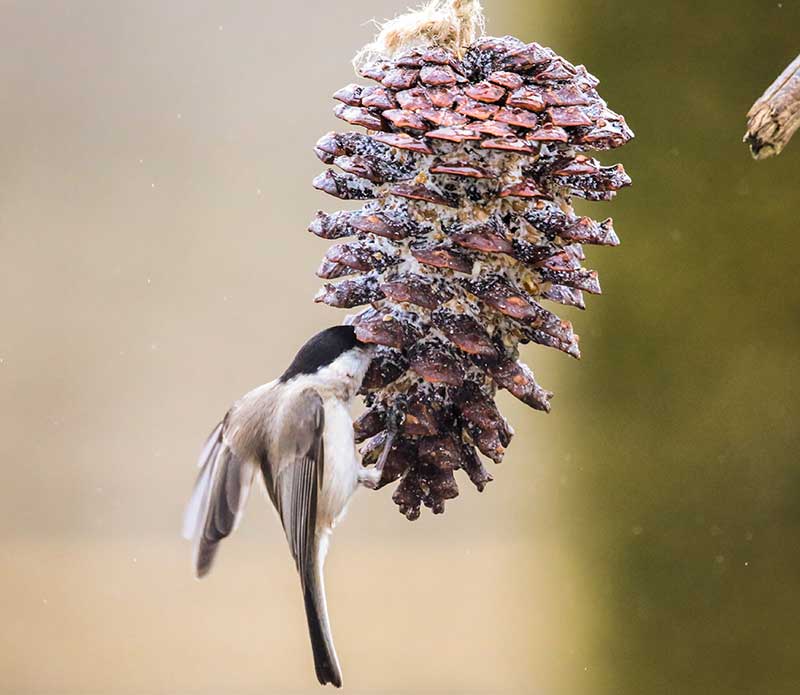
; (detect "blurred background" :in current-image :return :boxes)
[2,1,799,693]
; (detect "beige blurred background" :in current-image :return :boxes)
[1,1,799,694]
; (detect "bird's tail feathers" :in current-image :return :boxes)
[302,544,342,688]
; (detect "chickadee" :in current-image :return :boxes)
[182,325,386,688]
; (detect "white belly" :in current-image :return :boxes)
[318,398,359,529]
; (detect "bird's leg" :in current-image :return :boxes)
[359,404,404,490]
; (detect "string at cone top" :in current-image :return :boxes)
[354,0,485,69]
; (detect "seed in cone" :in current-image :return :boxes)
[310,32,633,519]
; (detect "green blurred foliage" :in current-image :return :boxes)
[516,2,800,694]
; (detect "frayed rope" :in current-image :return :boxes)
[353,0,485,70]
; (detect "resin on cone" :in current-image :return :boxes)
[310,34,633,519]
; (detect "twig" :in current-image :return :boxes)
[744,53,800,160]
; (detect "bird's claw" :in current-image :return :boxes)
[359,402,405,491]
[358,468,382,490]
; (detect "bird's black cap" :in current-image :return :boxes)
[280,325,367,383]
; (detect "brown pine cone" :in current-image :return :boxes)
[311,35,633,520]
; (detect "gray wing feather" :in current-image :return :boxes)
[182,443,217,540]
[265,388,325,579]
[197,421,223,468]
[183,419,255,578]
[262,389,341,686]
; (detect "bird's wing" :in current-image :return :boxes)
[261,388,341,686]
[183,416,257,578]
[262,387,325,582]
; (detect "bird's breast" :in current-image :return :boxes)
[318,398,360,529]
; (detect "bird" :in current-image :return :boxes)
[182,325,396,688]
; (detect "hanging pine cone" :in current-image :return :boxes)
[309,27,633,520]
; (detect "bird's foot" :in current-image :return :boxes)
[358,402,405,491]
[358,467,382,490]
